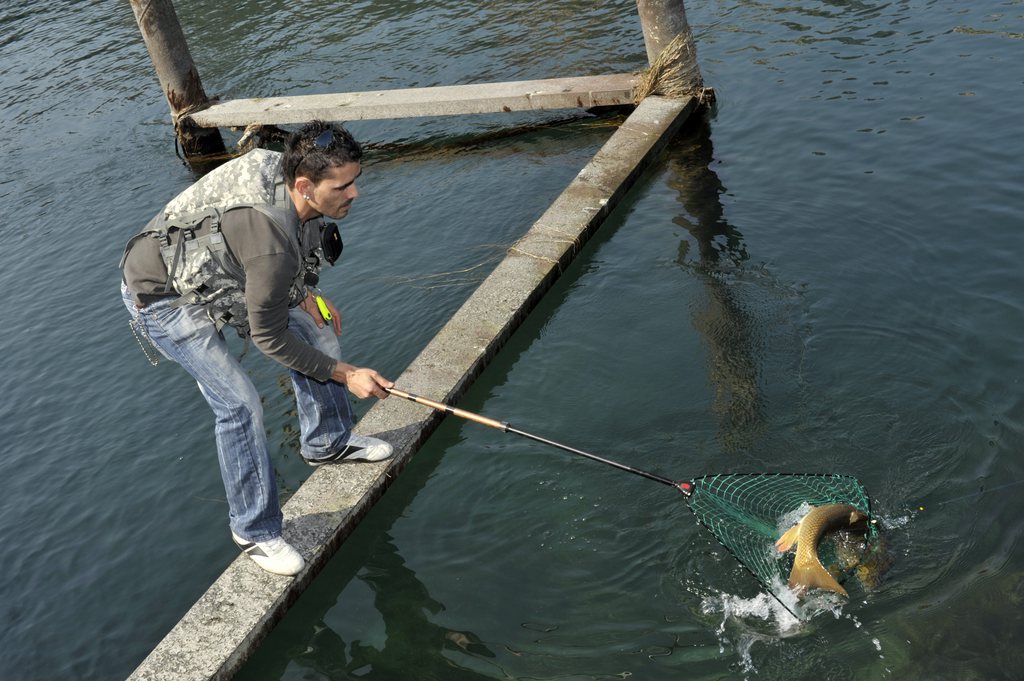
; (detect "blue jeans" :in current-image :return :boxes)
[121,283,355,541]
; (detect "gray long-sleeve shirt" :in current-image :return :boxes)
[122,207,336,382]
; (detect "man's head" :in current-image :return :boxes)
[284,120,364,220]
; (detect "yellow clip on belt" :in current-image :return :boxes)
[315,294,332,321]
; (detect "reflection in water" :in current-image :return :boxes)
[236,441,502,681]
[665,120,764,452]
[341,534,499,679]
[263,538,497,679]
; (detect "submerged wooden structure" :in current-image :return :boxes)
[131,0,706,157]
[126,2,710,679]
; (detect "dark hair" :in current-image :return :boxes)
[282,120,363,188]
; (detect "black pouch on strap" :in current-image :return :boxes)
[320,222,343,265]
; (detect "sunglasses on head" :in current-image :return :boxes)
[313,128,334,150]
[297,128,335,171]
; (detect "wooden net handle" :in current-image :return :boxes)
[387,387,508,431]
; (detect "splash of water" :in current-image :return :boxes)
[698,588,798,675]
[696,576,855,676]
[877,512,912,530]
[775,501,813,536]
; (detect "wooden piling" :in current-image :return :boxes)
[634,0,704,100]
[129,0,225,161]
[636,0,696,64]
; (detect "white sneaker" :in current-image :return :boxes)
[303,434,394,466]
[231,532,305,576]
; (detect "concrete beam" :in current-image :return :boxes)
[188,74,637,128]
[126,94,698,681]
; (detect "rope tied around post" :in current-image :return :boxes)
[631,32,715,106]
[170,99,225,164]
[171,99,217,132]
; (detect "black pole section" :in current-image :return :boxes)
[387,387,688,492]
[506,426,678,488]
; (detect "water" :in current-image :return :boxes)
[1,1,1022,679]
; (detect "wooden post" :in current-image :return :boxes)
[634,0,700,78]
[634,0,704,97]
[129,0,226,161]
[636,0,695,64]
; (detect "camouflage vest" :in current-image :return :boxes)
[123,149,324,336]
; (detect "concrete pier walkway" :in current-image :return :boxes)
[127,94,698,681]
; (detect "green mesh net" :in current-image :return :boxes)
[684,473,875,614]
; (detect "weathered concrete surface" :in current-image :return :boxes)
[127,94,698,681]
[189,74,636,128]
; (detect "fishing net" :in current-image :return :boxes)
[385,388,879,617]
[684,473,876,612]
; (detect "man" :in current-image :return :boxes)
[120,121,393,576]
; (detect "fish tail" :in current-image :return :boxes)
[788,562,848,597]
[775,524,799,553]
